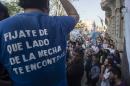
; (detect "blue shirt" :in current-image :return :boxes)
[0,11,76,86]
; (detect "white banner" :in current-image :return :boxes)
[125,0,130,72]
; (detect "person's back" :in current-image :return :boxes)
[0,0,79,86]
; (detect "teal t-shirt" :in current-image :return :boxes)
[0,11,76,86]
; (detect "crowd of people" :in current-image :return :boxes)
[0,0,127,86]
[0,0,79,86]
[66,31,127,86]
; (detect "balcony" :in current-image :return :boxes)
[101,0,112,11]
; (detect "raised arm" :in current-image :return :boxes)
[60,0,79,23]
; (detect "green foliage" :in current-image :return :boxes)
[50,0,65,16]
[2,0,76,16]
[2,1,22,15]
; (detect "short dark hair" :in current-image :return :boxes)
[73,47,84,57]
[0,2,9,20]
[18,0,49,10]
[111,67,122,79]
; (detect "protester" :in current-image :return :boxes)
[113,50,121,67]
[66,28,126,86]
[0,0,79,86]
[110,67,127,86]
[103,39,109,49]
[84,49,93,85]
[89,54,100,86]
[67,47,84,86]
[100,58,115,86]
[99,49,110,65]
[0,0,127,86]
[110,44,115,53]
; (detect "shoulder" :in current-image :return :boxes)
[0,14,22,29]
[0,15,20,26]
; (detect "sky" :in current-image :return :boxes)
[0,0,105,25]
[72,0,105,25]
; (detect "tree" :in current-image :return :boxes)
[3,0,65,16]
[2,0,22,15]
[50,0,78,16]
[2,0,77,16]
[50,0,66,16]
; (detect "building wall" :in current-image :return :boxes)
[101,0,130,85]
[123,0,130,85]
[101,0,124,51]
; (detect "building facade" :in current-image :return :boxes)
[101,0,130,85]
[123,0,130,85]
[101,0,124,51]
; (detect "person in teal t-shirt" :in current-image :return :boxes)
[0,0,79,86]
